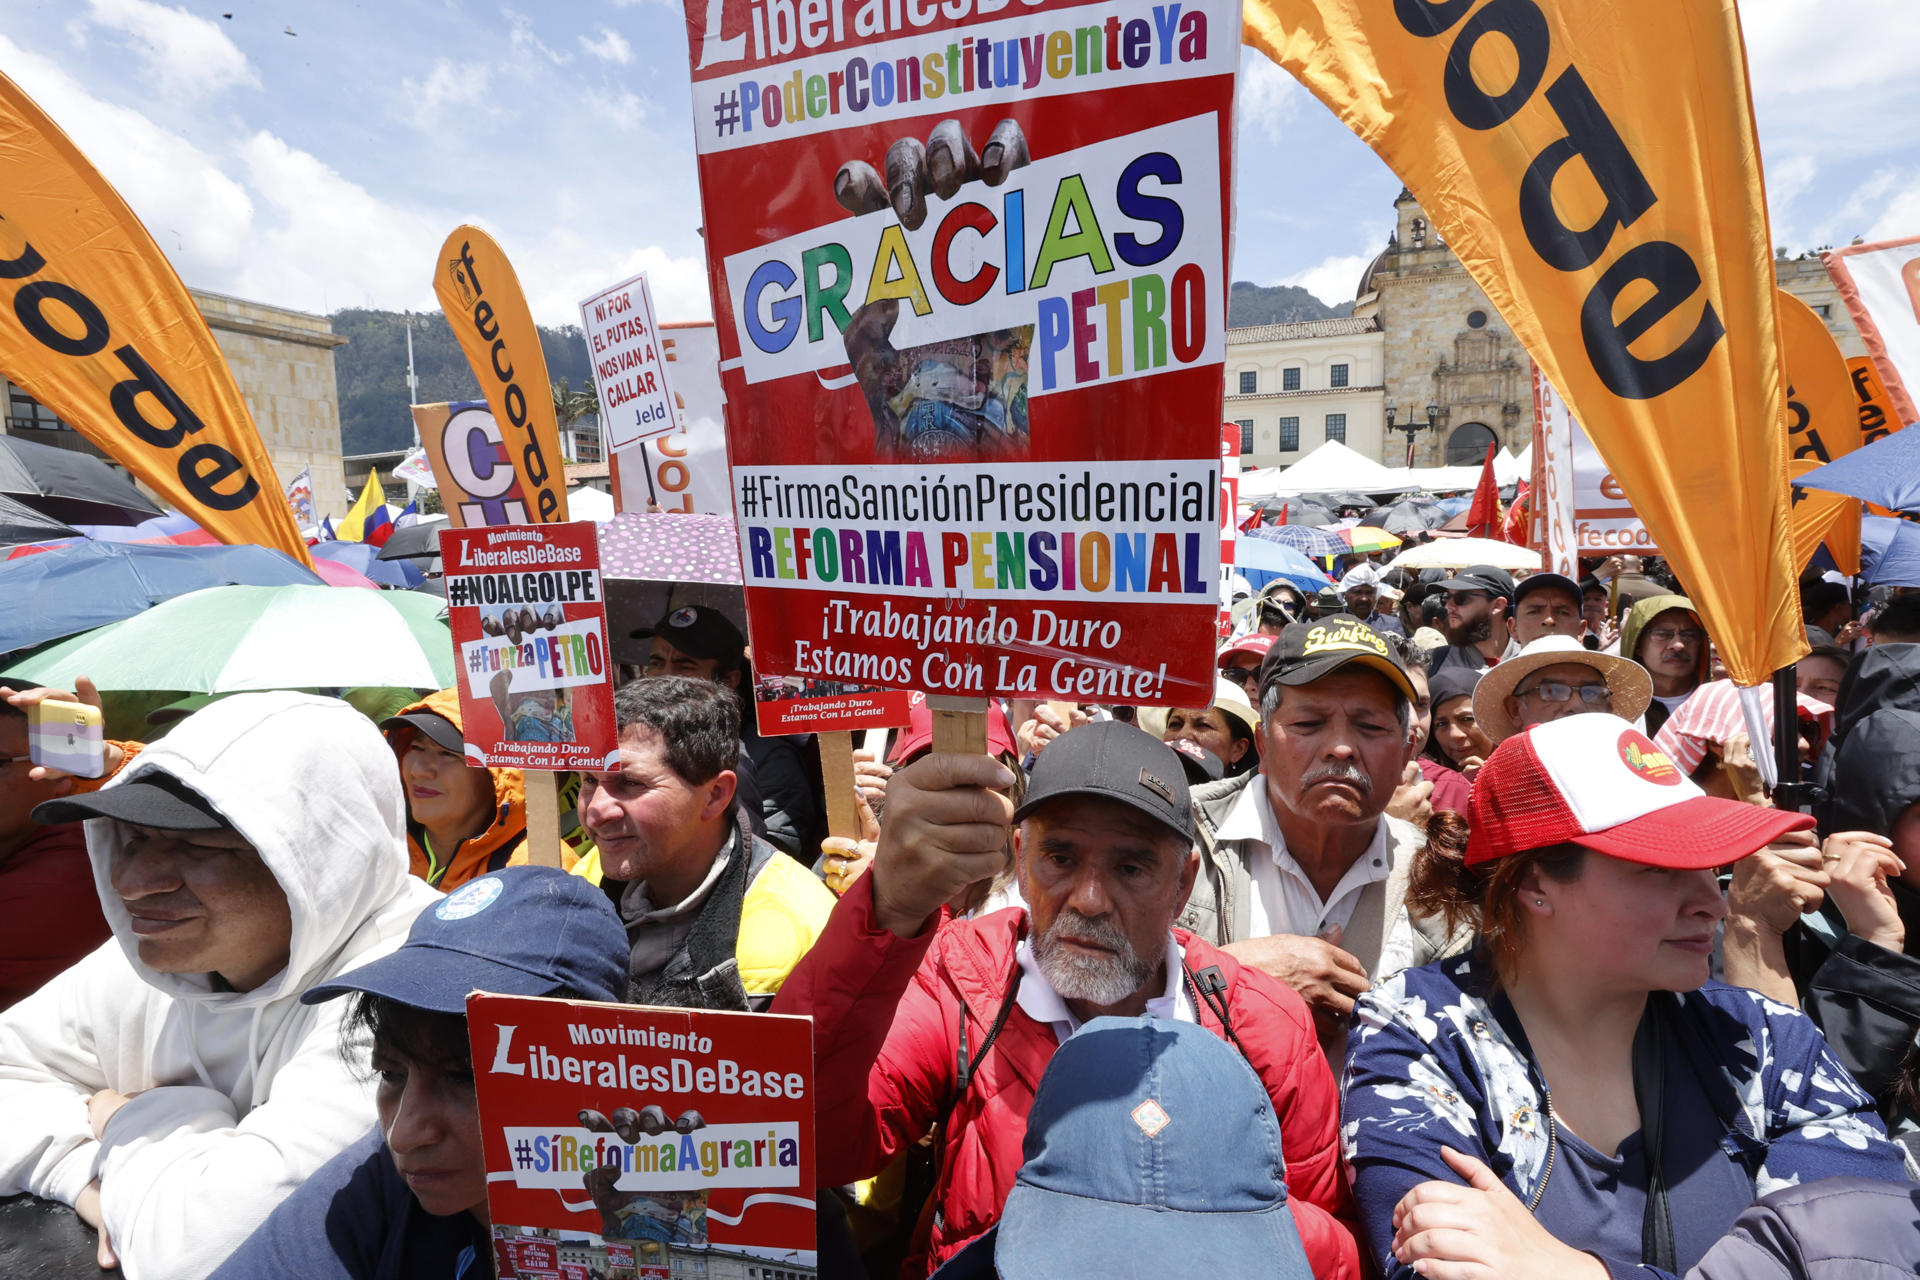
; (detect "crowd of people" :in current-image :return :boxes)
[4,551,1920,1279]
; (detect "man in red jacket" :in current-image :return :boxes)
[774,721,1362,1277]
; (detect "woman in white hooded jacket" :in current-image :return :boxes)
[0,692,440,1280]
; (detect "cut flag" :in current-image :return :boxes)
[1465,442,1502,538]
[336,471,386,543]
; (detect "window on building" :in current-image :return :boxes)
[1238,370,1257,394]
[1467,309,1488,329]
[1282,367,1301,391]
[1325,413,1347,443]
[1279,416,1300,451]
[1330,363,1349,388]
[1236,419,1254,455]
[7,390,65,433]
[1815,303,1832,318]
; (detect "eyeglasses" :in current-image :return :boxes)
[0,753,33,768]
[1514,680,1613,705]
[1645,628,1706,645]
[1446,591,1492,606]
[1221,666,1260,685]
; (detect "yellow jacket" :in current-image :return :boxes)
[571,839,833,1001]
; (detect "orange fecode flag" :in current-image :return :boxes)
[0,72,311,566]
[1778,291,1861,575]
[432,226,569,524]
[1244,0,1804,684]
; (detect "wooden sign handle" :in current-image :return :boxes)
[524,771,564,868]
[928,694,989,756]
[818,729,861,841]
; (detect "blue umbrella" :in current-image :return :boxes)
[1799,426,1920,512]
[310,540,424,589]
[1861,516,1920,587]
[1233,533,1337,590]
[1247,523,1347,557]
[0,541,323,655]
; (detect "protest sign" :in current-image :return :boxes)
[679,0,1236,707]
[1219,422,1240,638]
[1825,236,1920,433]
[439,521,619,772]
[434,224,571,524]
[0,71,312,566]
[1247,0,1803,685]
[751,673,913,737]
[1779,291,1862,574]
[1530,371,1578,578]
[469,994,816,1277]
[415,401,546,528]
[582,273,680,452]
[614,323,733,516]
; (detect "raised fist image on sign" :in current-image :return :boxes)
[835,118,1035,462]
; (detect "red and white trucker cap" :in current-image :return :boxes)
[1464,714,1814,868]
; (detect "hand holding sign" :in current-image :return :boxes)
[869,752,1015,938]
[834,118,1029,230]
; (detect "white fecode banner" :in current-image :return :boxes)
[499,1122,801,1191]
[581,272,680,451]
[614,323,732,515]
[1825,236,1920,432]
[1534,370,1656,554]
[1531,367,1578,576]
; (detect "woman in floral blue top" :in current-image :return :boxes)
[1342,714,1913,1280]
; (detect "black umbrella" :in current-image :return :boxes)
[0,436,164,526]
[1256,496,1338,527]
[1361,497,1448,536]
[0,493,79,547]
[376,515,451,560]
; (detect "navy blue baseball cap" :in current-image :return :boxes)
[933,1017,1312,1278]
[302,867,627,1011]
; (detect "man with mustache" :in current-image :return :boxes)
[774,722,1363,1278]
[1188,616,1465,1060]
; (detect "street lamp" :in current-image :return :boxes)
[1384,399,1447,467]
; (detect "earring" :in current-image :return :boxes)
[1535,898,1545,907]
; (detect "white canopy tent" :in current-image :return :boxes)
[1239,440,1415,500]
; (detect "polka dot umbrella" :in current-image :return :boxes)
[596,512,744,584]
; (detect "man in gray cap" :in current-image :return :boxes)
[774,721,1361,1277]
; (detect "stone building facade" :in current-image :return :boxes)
[1349,188,1867,466]
[1224,317,1386,468]
[1,289,349,520]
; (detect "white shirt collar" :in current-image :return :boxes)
[1217,775,1393,909]
[1014,931,1189,1039]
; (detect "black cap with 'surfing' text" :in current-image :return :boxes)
[1013,720,1195,843]
[1260,613,1416,703]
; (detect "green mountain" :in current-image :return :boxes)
[1227,280,1348,327]
[329,308,594,456]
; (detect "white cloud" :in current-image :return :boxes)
[83,0,258,101]
[515,229,712,327]
[506,11,570,65]
[1281,249,1376,308]
[1237,48,1299,144]
[230,132,446,315]
[579,26,633,64]
[1866,171,1920,242]
[402,59,497,130]
[1742,0,1920,96]
[584,89,646,130]
[0,33,253,274]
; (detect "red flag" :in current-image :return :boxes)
[1501,480,1531,546]
[1466,442,1501,538]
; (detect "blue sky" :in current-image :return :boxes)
[3,0,1917,326]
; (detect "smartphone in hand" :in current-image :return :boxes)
[29,698,105,778]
